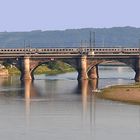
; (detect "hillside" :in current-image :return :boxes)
[0,26,140,48]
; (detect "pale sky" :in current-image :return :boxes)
[0,0,140,31]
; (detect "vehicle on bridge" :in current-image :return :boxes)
[0,47,139,55]
[87,50,94,55]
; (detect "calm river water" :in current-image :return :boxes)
[0,66,140,140]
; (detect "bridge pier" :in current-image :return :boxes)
[89,79,98,91]
[20,57,32,81]
[134,57,140,82]
[88,65,99,79]
[77,55,88,80]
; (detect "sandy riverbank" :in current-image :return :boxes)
[97,84,140,104]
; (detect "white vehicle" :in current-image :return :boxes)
[88,51,94,55]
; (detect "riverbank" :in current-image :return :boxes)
[1,61,75,75]
[0,68,9,76]
[98,83,140,104]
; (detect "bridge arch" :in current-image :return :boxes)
[87,58,138,81]
[29,59,78,80]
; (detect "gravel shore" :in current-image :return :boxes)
[98,84,140,104]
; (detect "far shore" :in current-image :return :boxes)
[0,61,75,76]
[97,83,140,104]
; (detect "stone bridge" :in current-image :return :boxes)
[0,48,140,82]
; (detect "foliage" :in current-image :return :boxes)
[2,62,11,68]
[1,27,140,48]
[3,61,75,75]
[47,61,60,70]
[7,67,20,75]
[33,61,75,74]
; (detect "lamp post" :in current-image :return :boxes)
[89,31,92,48]
[89,31,96,48]
[93,31,95,48]
[24,40,26,56]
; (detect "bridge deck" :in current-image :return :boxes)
[0,47,139,59]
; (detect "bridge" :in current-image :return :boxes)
[0,47,140,82]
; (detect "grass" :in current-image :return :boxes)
[7,67,21,75]
[4,61,76,75]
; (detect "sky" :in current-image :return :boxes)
[0,0,140,31]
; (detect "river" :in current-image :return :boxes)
[0,66,140,140]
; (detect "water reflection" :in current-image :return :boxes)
[0,67,139,140]
[21,80,41,124]
[19,78,99,128]
[22,80,31,119]
[78,79,98,113]
[21,80,40,98]
[78,80,89,116]
[77,79,98,130]
[78,79,99,94]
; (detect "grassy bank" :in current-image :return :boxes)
[97,83,140,104]
[0,68,9,75]
[5,61,75,75]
